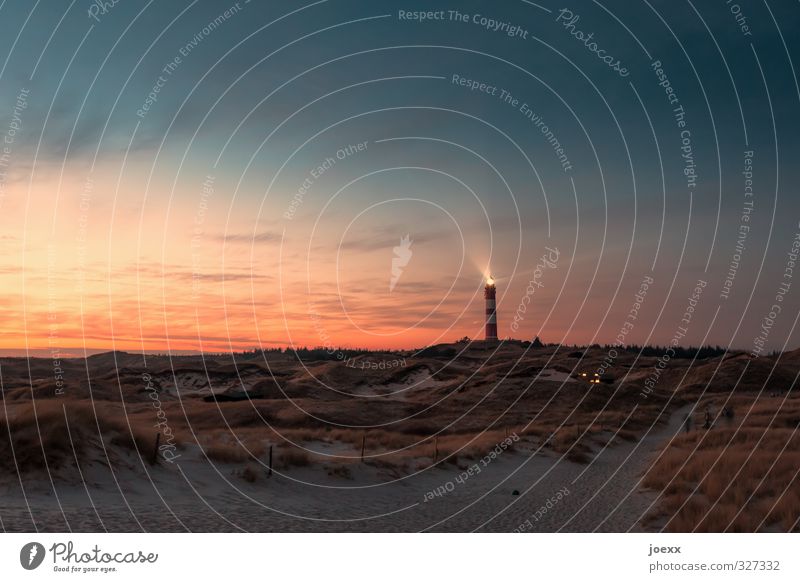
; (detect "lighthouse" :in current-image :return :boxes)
[485,275,498,342]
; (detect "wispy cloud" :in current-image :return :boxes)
[211,231,281,244]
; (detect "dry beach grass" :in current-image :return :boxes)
[643,394,800,532]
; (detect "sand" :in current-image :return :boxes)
[0,407,688,532]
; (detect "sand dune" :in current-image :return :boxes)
[1,343,796,532]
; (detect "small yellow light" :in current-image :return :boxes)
[486,275,495,286]
[581,373,587,377]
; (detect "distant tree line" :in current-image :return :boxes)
[242,346,405,362]
[237,341,731,361]
[598,344,729,359]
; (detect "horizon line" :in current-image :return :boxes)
[0,341,774,360]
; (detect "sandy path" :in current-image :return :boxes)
[0,407,689,532]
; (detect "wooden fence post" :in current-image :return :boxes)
[361,434,366,462]
[268,445,273,477]
[152,433,161,465]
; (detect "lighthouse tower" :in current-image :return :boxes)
[485,276,498,342]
